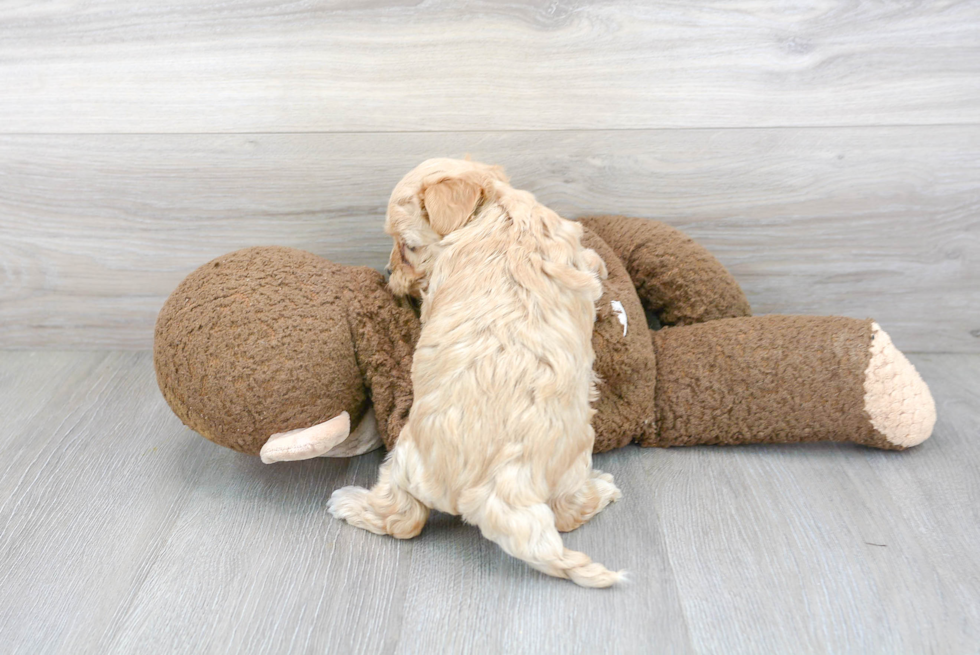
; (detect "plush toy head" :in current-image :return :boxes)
[155,246,426,456]
[154,247,370,454]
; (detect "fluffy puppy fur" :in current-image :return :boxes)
[328,158,623,587]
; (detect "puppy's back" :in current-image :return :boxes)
[409,201,604,502]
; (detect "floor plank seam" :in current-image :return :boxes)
[3,121,980,137]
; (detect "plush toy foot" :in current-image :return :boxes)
[864,323,937,448]
[259,408,384,463]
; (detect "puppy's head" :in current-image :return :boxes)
[385,158,508,297]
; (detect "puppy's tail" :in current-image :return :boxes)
[469,495,624,589]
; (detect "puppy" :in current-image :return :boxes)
[328,158,623,587]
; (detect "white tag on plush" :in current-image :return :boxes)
[611,300,628,336]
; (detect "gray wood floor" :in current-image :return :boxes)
[0,350,978,654]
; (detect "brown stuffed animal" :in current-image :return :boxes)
[154,216,936,462]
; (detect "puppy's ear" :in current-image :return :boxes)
[422,177,483,236]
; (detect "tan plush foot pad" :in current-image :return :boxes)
[261,412,352,463]
[259,409,384,463]
[863,323,937,448]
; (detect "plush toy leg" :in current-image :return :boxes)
[259,408,384,463]
[647,315,936,450]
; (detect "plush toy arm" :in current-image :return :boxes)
[344,268,420,450]
[578,215,751,326]
[645,315,935,450]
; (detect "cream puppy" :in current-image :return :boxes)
[328,159,623,587]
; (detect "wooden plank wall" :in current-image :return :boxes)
[1,1,978,351]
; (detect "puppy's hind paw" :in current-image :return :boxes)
[328,484,427,538]
[595,478,622,508]
[327,486,371,522]
[592,470,622,506]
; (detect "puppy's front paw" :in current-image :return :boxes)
[581,247,608,280]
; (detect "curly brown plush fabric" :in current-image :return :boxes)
[344,270,419,449]
[581,228,658,452]
[154,247,371,455]
[579,215,752,325]
[648,314,896,449]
